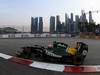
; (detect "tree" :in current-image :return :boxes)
[78,21,96,32]
[78,22,88,32]
[87,23,96,32]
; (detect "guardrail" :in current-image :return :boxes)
[0,33,72,39]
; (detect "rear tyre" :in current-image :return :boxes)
[82,50,88,57]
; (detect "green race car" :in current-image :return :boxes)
[17,41,88,65]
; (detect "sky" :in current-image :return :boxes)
[0,0,100,32]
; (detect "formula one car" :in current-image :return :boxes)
[16,41,88,65]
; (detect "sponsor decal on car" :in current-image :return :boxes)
[45,50,62,58]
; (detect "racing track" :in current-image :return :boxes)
[0,38,100,75]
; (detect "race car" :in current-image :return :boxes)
[16,41,88,65]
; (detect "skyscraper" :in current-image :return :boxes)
[65,13,69,33]
[56,15,61,33]
[80,10,87,22]
[71,13,73,22]
[31,17,34,33]
[34,17,38,33]
[75,15,80,32]
[68,18,72,33]
[38,17,43,33]
[89,11,94,23]
[61,22,65,33]
[79,10,87,32]
[50,16,55,33]
[70,13,74,33]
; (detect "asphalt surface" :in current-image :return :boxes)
[0,38,100,75]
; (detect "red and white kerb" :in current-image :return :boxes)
[0,53,100,73]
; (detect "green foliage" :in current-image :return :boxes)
[78,22,96,32]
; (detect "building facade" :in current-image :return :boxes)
[75,15,80,32]
[50,16,55,33]
[79,10,88,32]
[65,13,69,33]
[38,17,43,33]
[89,11,94,23]
[34,17,38,33]
[31,17,34,33]
[70,13,74,33]
[61,22,65,33]
[56,15,61,33]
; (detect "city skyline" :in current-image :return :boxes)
[31,11,95,33]
[0,0,100,32]
[0,11,98,32]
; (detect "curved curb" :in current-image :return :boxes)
[9,57,33,65]
[0,53,100,73]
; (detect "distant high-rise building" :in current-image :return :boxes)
[79,10,87,32]
[34,17,38,33]
[89,11,94,23]
[31,17,38,33]
[56,15,61,33]
[75,15,79,22]
[68,19,72,33]
[38,17,43,33]
[61,22,65,33]
[80,10,87,22]
[31,17,34,33]
[75,15,80,32]
[65,13,69,33]
[50,16,55,33]
[71,13,73,22]
[70,13,74,33]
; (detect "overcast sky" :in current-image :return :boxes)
[0,0,100,32]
